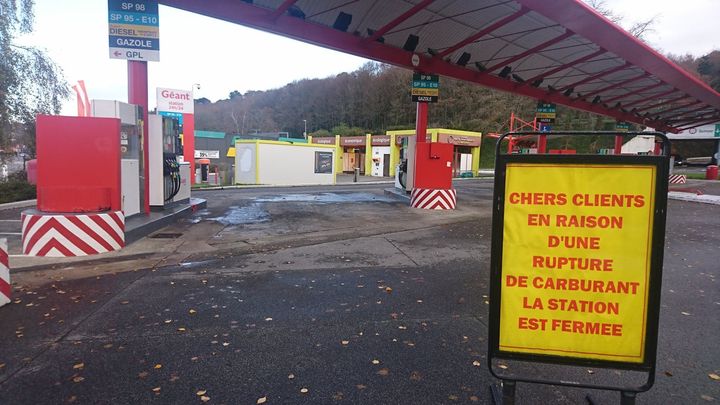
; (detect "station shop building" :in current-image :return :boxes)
[308,128,482,178]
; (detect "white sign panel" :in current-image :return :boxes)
[667,123,720,139]
[156,88,194,114]
[195,150,220,159]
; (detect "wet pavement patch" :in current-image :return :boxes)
[207,204,270,225]
[255,192,397,204]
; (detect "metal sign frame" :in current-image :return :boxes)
[488,131,669,398]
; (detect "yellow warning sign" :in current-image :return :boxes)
[499,163,656,363]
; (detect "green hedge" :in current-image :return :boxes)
[0,171,36,204]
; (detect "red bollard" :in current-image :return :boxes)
[706,165,718,180]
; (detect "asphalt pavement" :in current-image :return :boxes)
[0,180,718,404]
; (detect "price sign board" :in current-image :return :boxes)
[536,103,556,124]
[488,131,669,393]
[108,1,160,62]
[412,73,439,103]
[616,121,630,132]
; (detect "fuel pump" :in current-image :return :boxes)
[149,114,183,209]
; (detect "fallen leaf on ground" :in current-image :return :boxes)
[681,311,691,316]
[265,318,273,321]
[152,387,161,393]
[356,384,367,390]
[701,394,714,401]
[709,373,720,380]
[201,396,210,402]
[189,309,197,314]
[72,376,84,383]
[448,395,459,400]
[385,287,393,294]
[377,368,390,376]
[664,371,673,377]
[154,364,162,369]
[288,374,295,379]
[164,320,172,324]
[498,364,508,369]
[103,344,113,349]
[257,397,267,404]
[178,327,187,332]
[73,363,84,370]
[341,340,349,345]
[470,396,479,402]
[120,301,129,305]
[196,390,207,396]
[472,361,481,367]
[300,388,309,394]
[371,359,380,365]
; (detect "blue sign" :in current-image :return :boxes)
[539,124,552,132]
[159,111,183,125]
[109,36,159,50]
[108,0,159,14]
[108,11,159,26]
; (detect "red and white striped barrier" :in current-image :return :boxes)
[21,211,124,257]
[1,238,10,307]
[668,174,687,184]
[410,188,457,210]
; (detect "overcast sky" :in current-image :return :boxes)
[16,1,720,116]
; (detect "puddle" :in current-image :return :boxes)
[179,259,220,268]
[255,192,396,204]
[207,204,270,225]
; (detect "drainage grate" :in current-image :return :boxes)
[149,232,183,239]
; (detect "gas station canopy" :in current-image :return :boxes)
[160,0,720,133]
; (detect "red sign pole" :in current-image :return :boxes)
[128,61,150,214]
[614,134,624,155]
[416,101,428,143]
[183,114,195,185]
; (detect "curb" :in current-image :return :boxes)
[0,199,36,211]
[667,192,720,206]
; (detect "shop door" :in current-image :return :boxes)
[383,154,390,177]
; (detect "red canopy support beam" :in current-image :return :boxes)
[659,104,709,121]
[634,95,690,114]
[669,114,720,127]
[367,0,435,42]
[649,100,703,117]
[678,118,720,131]
[484,31,574,73]
[521,49,605,86]
[621,88,678,109]
[581,72,649,100]
[669,110,719,122]
[602,81,663,104]
[558,62,631,93]
[438,7,530,58]
[270,0,298,20]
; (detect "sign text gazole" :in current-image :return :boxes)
[498,163,656,363]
